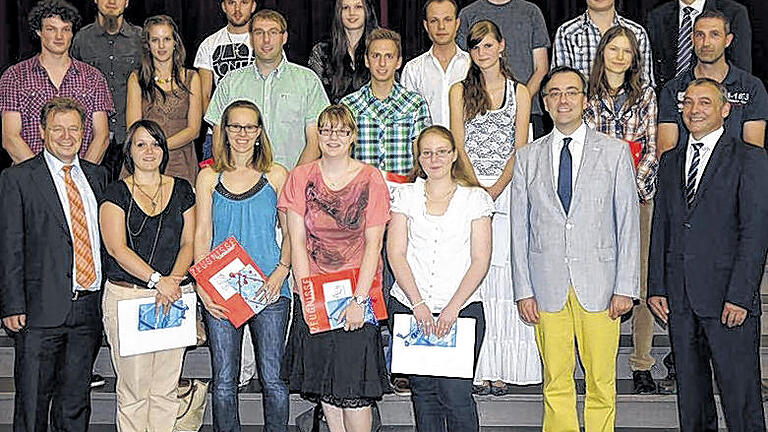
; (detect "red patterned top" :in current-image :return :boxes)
[0,56,114,156]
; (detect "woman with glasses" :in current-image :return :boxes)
[193,100,291,431]
[126,15,201,185]
[448,20,541,394]
[583,25,658,395]
[100,120,196,432]
[280,104,390,432]
[387,125,493,431]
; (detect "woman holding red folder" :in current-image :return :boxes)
[386,126,493,432]
[583,25,659,395]
[193,100,292,431]
[279,104,391,432]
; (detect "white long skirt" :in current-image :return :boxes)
[474,176,542,385]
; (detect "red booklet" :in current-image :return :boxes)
[299,268,388,334]
[189,237,270,328]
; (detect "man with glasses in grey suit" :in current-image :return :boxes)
[510,66,640,431]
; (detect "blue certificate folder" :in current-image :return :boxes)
[137,300,189,331]
[394,317,457,347]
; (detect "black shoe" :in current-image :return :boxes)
[391,377,411,396]
[657,352,677,395]
[90,373,106,389]
[632,370,656,394]
[472,383,491,395]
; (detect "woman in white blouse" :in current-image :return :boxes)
[386,125,493,432]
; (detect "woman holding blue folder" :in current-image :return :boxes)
[387,126,493,432]
[100,120,196,432]
[193,100,291,431]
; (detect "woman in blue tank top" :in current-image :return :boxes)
[193,100,291,432]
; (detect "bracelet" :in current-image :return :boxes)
[276,260,291,271]
[411,299,426,310]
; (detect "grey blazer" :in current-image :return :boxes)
[510,128,640,313]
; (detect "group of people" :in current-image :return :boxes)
[0,0,766,432]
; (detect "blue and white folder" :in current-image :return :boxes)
[391,314,476,378]
[117,292,197,356]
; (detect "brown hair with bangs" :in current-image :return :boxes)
[317,104,358,154]
[213,100,274,173]
[588,25,645,107]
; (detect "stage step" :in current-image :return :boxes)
[0,377,763,429]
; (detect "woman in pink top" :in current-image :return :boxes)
[278,104,390,432]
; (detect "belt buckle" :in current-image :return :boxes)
[72,290,79,301]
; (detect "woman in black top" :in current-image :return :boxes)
[308,0,378,103]
[99,120,196,432]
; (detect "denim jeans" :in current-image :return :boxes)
[202,133,213,160]
[388,298,486,432]
[206,296,290,432]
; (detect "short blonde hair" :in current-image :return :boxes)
[249,9,287,32]
[317,104,357,133]
[365,27,401,58]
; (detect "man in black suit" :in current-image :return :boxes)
[0,97,109,432]
[648,78,768,432]
[647,0,751,88]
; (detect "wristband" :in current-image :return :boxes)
[411,299,426,310]
[276,260,291,271]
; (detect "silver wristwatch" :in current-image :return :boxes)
[353,295,368,306]
[147,271,162,289]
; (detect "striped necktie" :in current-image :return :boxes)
[676,6,695,77]
[62,165,97,289]
[685,142,703,207]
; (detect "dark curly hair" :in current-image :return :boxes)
[28,0,82,38]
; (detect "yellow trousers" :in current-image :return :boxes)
[535,288,620,432]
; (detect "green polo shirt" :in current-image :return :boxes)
[205,59,330,168]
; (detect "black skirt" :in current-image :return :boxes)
[281,294,389,408]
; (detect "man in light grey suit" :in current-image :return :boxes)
[510,66,640,432]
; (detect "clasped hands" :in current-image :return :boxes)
[412,302,458,339]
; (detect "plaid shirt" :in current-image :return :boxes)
[341,82,432,175]
[552,11,655,87]
[0,56,114,155]
[584,86,658,202]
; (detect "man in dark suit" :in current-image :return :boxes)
[648,78,768,432]
[0,97,109,432]
[647,0,751,88]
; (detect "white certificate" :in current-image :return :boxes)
[117,292,197,357]
[391,314,476,379]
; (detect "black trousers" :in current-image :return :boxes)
[12,293,102,432]
[669,293,765,432]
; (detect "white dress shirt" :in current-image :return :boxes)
[44,150,102,292]
[685,126,724,192]
[389,179,494,312]
[679,0,705,26]
[551,122,588,191]
[400,45,470,128]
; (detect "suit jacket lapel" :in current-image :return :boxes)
[569,129,602,215]
[30,154,70,235]
[664,3,679,52]
[689,135,731,212]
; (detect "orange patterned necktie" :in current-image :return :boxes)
[62,165,96,288]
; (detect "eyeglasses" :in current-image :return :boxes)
[49,126,82,135]
[543,89,585,100]
[319,128,353,138]
[225,124,260,134]
[251,29,284,39]
[419,148,453,159]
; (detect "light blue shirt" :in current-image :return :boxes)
[43,150,102,292]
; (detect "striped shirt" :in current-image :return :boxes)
[341,82,432,175]
[584,86,658,202]
[0,56,114,156]
[552,11,655,87]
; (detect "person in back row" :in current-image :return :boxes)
[205,9,329,168]
[0,0,113,165]
[194,0,257,160]
[341,27,431,175]
[308,0,378,104]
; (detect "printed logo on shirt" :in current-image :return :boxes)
[676,89,752,111]
[212,43,252,83]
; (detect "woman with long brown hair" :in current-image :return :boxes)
[387,125,492,431]
[584,25,658,395]
[127,15,201,185]
[448,19,541,394]
[307,0,379,103]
